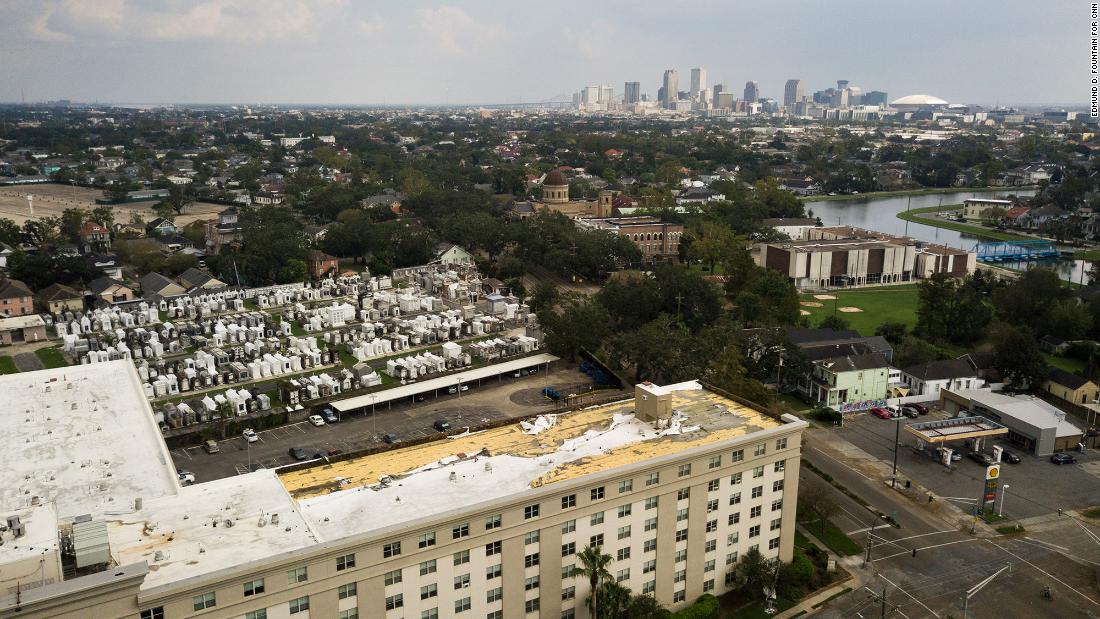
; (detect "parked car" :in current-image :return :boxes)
[415,394,426,402]
[1051,452,1078,465]
[901,408,919,419]
[177,469,195,486]
[203,439,220,454]
[908,403,929,415]
[968,451,995,466]
[242,428,258,443]
[433,419,451,432]
[1000,449,1022,464]
[322,409,338,424]
[447,386,458,394]
[528,368,538,375]
[308,414,325,427]
[327,448,343,457]
[382,433,398,444]
[870,407,892,420]
[288,447,308,461]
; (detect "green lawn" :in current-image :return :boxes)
[0,356,17,374]
[799,285,919,336]
[897,204,1032,241]
[1044,353,1086,375]
[776,393,813,413]
[34,346,69,369]
[799,518,864,556]
[1072,249,1100,261]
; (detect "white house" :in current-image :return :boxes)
[433,243,475,265]
[900,358,984,398]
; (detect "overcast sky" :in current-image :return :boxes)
[0,0,1084,106]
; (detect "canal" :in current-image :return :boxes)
[804,190,1091,284]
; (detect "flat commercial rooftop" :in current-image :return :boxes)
[330,353,558,412]
[955,389,1084,438]
[283,381,782,541]
[0,361,179,519]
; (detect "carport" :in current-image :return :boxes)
[330,353,558,414]
[905,416,1008,464]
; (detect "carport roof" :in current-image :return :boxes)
[905,415,1008,443]
[330,353,559,412]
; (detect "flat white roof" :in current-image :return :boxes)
[955,389,1083,438]
[331,353,558,412]
[0,361,179,519]
[0,503,59,566]
[0,314,45,330]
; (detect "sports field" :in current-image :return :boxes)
[799,285,919,336]
[0,184,224,227]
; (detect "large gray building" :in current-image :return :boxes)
[783,79,804,108]
[662,69,679,109]
[624,81,641,104]
[743,80,760,103]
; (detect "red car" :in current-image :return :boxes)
[870,407,892,419]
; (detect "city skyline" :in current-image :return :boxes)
[0,0,1084,106]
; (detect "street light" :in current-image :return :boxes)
[998,484,1010,517]
[962,564,1011,619]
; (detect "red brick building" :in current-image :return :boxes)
[0,278,35,317]
[307,250,340,279]
[575,216,683,261]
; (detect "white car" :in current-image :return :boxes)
[243,428,258,443]
[308,414,325,427]
[177,469,196,486]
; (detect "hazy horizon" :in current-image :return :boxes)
[0,1,1084,107]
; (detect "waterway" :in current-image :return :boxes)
[804,190,1091,284]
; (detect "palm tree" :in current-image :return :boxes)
[573,544,613,617]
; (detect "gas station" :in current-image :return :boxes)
[904,415,1009,465]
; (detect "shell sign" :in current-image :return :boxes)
[986,464,1000,480]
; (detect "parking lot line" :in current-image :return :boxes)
[173,449,193,461]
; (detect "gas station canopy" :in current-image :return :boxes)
[904,416,1008,443]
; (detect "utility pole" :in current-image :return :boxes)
[891,417,901,488]
[880,584,887,619]
[865,520,877,565]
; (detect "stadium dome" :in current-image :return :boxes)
[890,94,948,108]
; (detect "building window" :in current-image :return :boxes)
[454,549,470,565]
[562,564,575,579]
[753,465,764,478]
[772,499,783,512]
[704,559,716,573]
[678,463,692,477]
[674,590,686,603]
[456,597,472,613]
[674,548,688,562]
[486,514,501,530]
[677,508,689,522]
[246,611,267,619]
[486,540,502,556]
[383,541,401,558]
[591,511,605,525]
[526,599,540,614]
[729,513,741,525]
[774,461,786,473]
[287,566,307,584]
[773,480,785,492]
[590,533,605,547]
[562,494,576,508]
[385,569,402,586]
[618,504,632,518]
[524,552,540,568]
[706,519,718,533]
[731,449,744,462]
[562,518,576,533]
[338,582,357,599]
[707,479,720,492]
[677,488,690,501]
[385,594,404,610]
[140,608,164,619]
[193,592,216,612]
[769,537,781,550]
[709,455,722,469]
[487,564,502,579]
[421,583,438,600]
[730,490,743,504]
[455,573,471,590]
[675,529,688,542]
[562,541,576,556]
[703,579,715,592]
[645,496,659,510]
[727,551,739,565]
[489,612,504,619]
[422,609,438,619]
[646,472,660,486]
[243,578,265,596]
[754,444,766,457]
[771,518,782,531]
[453,522,470,539]
[728,532,740,545]
[619,479,633,493]
[644,517,658,532]
[644,538,657,553]
[674,569,687,583]
[730,472,742,485]
[420,559,437,575]
[752,486,763,499]
[617,547,631,561]
[618,525,632,540]
[616,568,631,582]
[487,587,503,603]
[749,525,761,538]
[563,585,576,600]
[525,575,540,590]
[705,539,717,553]
[419,532,437,548]
[643,580,656,594]
[289,596,309,614]
[750,506,762,519]
[339,610,358,619]
[337,553,356,570]
[643,559,656,574]
[707,499,719,513]
[524,504,540,519]
[591,486,605,500]
[776,437,788,450]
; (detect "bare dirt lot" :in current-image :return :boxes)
[0,183,224,227]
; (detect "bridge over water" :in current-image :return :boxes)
[973,240,1060,263]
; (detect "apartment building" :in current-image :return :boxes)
[0,364,806,619]
[574,216,684,261]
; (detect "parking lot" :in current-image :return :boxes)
[171,364,610,483]
[837,408,1100,520]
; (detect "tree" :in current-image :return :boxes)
[591,582,632,619]
[818,314,850,331]
[573,545,613,618]
[0,218,20,247]
[1044,299,1092,341]
[103,183,130,202]
[992,324,1046,388]
[874,322,908,345]
[623,593,671,619]
[529,280,559,314]
[687,221,738,272]
[90,205,116,230]
[167,183,193,215]
[538,297,611,361]
[731,547,778,602]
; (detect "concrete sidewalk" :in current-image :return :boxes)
[771,524,864,619]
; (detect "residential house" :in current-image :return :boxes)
[205,207,242,255]
[307,250,340,279]
[1018,205,1067,230]
[675,186,725,206]
[139,272,187,299]
[253,190,283,205]
[900,358,984,398]
[145,218,179,237]
[779,177,822,196]
[88,277,136,304]
[177,267,227,293]
[1044,367,1098,405]
[0,278,35,317]
[79,221,111,251]
[805,347,891,410]
[433,243,476,265]
[958,351,1002,383]
[0,314,47,346]
[38,283,84,314]
[112,222,145,237]
[1039,335,1068,355]
[0,242,13,269]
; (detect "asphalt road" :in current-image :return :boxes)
[802,431,1100,618]
[171,365,608,482]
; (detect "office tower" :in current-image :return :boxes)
[830,88,849,108]
[690,67,707,101]
[837,79,849,91]
[624,81,641,104]
[712,83,725,102]
[599,85,614,103]
[715,92,734,109]
[657,86,667,105]
[845,86,862,106]
[862,91,888,106]
[662,69,679,108]
[743,80,759,103]
[783,79,804,108]
[582,86,600,106]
